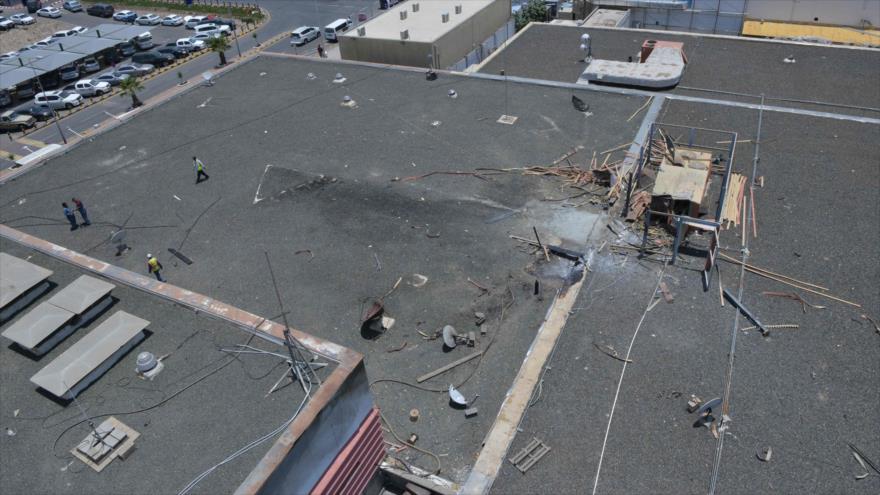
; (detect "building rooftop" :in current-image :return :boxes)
[480,23,880,117]
[0,53,649,486]
[0,241,320,495]
[342,0,496,42]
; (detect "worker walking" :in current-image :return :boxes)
[146,254,166,282]
[62,202,78,230]
[71,197,91,226]
[193,156,209,184]
[317,44,325,59]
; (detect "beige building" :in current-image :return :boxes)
[339,0,511,69]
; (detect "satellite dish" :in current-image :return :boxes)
[448,385,467,407]
[442,325,458,348]
[202,71,215,86]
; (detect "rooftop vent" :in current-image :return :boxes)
[455,5,462,14]
[400,10,407,20]
[412,3,420,12]
[400,29,409,40]
[442,12,449,23]
[357,26,366,36]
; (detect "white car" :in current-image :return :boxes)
[162,15,184,26]
[193,23,230,37]
[113,63,154,77]
[73,79,111,97]
[37,7,63,18]
[176,38,205,51]
[71,26,88,34]
[33,37,61,47]
[0,51,18,61]
[184,15,208,29]
[113,10,137,22]
[136,14,161,26]
[190,33,220,44]
[52,29,80,38]
[34,90,83,110]
[10,14,36,25]
[290,26,321,46]
[0,16,15,30]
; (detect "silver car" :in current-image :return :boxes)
[113,63,154,77]
[162,15,184,26]
[136,14,161,26]
[94,72,130,87]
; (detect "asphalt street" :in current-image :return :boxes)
[1,0,378,162]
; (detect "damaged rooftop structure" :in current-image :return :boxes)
[1,17,878,495]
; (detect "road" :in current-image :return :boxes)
[1,0,379,163]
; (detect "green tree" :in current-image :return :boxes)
[515,0,548,31]
[207,35,231,66]
[119,76,145,109]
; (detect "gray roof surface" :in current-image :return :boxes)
[493,99,880,494]
[0,54,648,483]
[479,24,880,117]
[0,243,317,495]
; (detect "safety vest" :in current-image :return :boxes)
[148,257,160,272]
[195,159,204,172]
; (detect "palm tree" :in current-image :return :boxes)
[119,76,144,109]
[207,35,231,66]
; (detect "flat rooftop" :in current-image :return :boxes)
[0,53,649,485]
[480,23,880,117]
[493,97,880,493]
[342,0,496,42]
[0,242,319,495]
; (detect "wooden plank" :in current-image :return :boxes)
[416,351,483,383]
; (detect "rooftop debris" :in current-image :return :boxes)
[509,437,551,473]
[762,291,826,312]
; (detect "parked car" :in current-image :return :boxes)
[157,45,187,59]
[36,6,62,18]
[323,18,352,42]
[190,33,220,44]
[209,17,236,30]
[72,79,111,97]
[63,1,83,12]
[59,64,80,81]
[290,26,320,46]
[71,26,88,34]
[113,10,137,23]
[52,28,80,38]
[193,23,230,37]
[174,38,204,52]
[0,51,18,61]
[184,15,208,29]
[33,37,60,48]
[0,111,36,132]
[87,3,114,18]
[162,14,183,26]
[135,14,160,26]
[21,105,54,120]
[34,90,83,110]
[0,91,12,108]
[132,50,173,67]
[10,14,36,25]
[94,71,129,86]
[0,16,15,31]
[118,42,136,57]
[14,82,37,99]
[81,57,100,73]
[113,63,154,77]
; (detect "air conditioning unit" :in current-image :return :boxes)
[400,10,407,20]
[412,3,420,12]
[441,12,449,23]
[455,5,462,14]
[400,29,409,40]
[357,26,366,36]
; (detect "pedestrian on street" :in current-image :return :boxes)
[71,197,91,226]
[317,44,325,59]
[146,254,166,282]
[62,202,78,230]
[193,156,209,184]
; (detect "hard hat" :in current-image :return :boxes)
[146,253,152,259]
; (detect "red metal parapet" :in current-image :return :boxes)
[311,408,384,495]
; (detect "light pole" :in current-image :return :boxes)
[21,57,67,144]
[227,5,242,58]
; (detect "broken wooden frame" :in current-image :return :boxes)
[627,123,735,287]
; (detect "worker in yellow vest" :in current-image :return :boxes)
[146,254,166,282]
[194,156,209,184]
